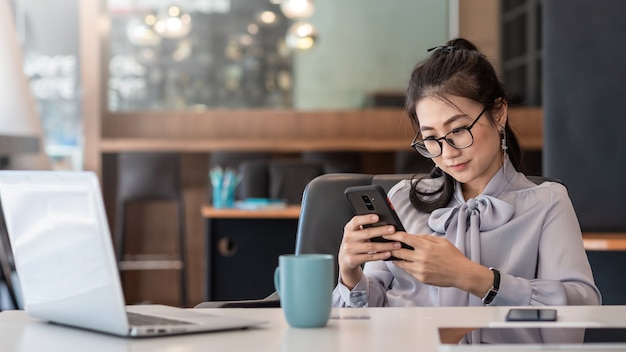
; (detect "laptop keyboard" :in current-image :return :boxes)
[127,312,194,326]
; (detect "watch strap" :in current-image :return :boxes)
[482,267,500,305]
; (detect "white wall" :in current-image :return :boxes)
[293,0,449,110]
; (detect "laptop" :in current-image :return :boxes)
[0,170,266,337]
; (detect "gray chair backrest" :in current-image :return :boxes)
[294,173,412,281]
[294,173,560,282]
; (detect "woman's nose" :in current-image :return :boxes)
[440,140,461,159]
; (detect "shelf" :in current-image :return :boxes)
[201,205,301,219]
[98,107,542,153]
[582,233,626,251]
[100,138,411,153]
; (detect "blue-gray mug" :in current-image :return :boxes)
[274,254,333,328]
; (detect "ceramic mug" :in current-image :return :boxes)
[274,254,333,328]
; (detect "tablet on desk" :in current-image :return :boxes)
[437,326,626,350]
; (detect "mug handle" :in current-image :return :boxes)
[273,267,281,295]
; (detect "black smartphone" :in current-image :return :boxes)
[344,185,414,260]
[505,308,557,322]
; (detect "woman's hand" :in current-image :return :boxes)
[338,214,402,289]
[383,232,493,297]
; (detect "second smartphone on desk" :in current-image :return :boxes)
[345,185,414,260]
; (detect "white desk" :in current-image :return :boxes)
[1,306,626,351]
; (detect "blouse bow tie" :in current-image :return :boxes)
[428,195,514,234]
[427,195,514,308]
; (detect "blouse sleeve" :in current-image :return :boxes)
[332,260,394,307]
[491,183,602,306]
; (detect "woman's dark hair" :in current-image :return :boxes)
[405,38,522,212]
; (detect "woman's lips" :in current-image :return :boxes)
[449,161,469,172]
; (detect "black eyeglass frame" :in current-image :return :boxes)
[410,104,491,158]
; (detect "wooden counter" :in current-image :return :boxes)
[201,205,301,219]
[97,107,542,153]
[100,139,411,153]
[582,232,626,251]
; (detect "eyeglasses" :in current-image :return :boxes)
[410,104,491,158]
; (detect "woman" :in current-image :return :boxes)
[333,38,601,312]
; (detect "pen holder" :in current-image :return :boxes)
[209,166,239,209]
[212,184,235,209]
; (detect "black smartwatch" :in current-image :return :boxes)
[482,267,500,305]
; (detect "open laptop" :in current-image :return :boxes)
[0,170,266,337]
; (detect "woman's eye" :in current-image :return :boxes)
[423,135,437,141]
[450,127,467,135]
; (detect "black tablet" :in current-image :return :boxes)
[438,326,626,349]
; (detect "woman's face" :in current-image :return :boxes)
[415,95,506,199]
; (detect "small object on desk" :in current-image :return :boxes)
[505,308,557,322]
[330,311,371,320]
[235,198,287,210]
[209,166,240,208]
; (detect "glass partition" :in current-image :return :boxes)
[107,0,293,111]
[106,0,449,111]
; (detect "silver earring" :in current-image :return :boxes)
[500,129,508,177]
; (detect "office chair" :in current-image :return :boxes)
[194,173,557,308]
[394,150,433,174]
[114,152,188,307]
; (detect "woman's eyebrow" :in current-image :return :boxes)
[419,114,469,132]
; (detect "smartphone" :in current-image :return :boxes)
[344,185,414,260]
[505,308,557,322]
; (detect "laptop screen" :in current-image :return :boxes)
[0,171,129,334]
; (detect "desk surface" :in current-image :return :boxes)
[2,306,626,351]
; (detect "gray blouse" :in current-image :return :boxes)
[333,158,602,309]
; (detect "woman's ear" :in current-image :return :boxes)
[493,97,508,130]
